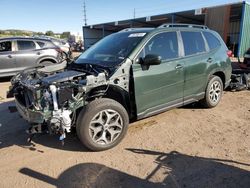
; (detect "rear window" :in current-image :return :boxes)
[181,31,206,56]
[17,40,36,51]
[203,32,221,50]
[0,41,12,52]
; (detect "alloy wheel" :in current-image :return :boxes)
[209,80,221,104]
[89,109,123,145]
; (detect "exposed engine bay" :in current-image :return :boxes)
[8,59,131,144]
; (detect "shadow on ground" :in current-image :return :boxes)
[19,149,250,188]
[0,76,12,83]
[181,102,205,109]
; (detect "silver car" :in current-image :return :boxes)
[33,36,71,58]
[0,37,62,77]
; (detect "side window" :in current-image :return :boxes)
[17,40,36,51]
[37,41,46,48]
[0,41,12,52]
[203,32,221,50]
[181,31,206,56]
[138,32,179,61]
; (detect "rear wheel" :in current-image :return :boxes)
[200,75,223,108]
[76,98,129,151]
[40,60,54,66]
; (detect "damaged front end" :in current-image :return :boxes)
[8,58,131,144]
[8,62,111,142]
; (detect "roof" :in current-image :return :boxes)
[118,28,154,33]
[0,36,52,42]
[83,1,243,33]
[117,24,210,35]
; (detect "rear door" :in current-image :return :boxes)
[133,31,184,118]
[0,40,17,76]
[14,40,40,71]
[180,31,210,103]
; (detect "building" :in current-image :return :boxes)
[82,1,250,57]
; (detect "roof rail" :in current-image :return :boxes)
[119,28,153,32]
[158,23,209,29]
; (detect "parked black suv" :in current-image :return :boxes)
[0,37,62,77]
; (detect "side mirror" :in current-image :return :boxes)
[141,54,162,66]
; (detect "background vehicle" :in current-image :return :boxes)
[48,37,71,58]
[33,35,71,58]
[70,41,83,52]
[9,24,232,151]
[230,48,250,91]
[0,37,62,77]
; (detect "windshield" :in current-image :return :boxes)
[76,32,147,66]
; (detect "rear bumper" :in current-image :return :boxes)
[15,98,45,124]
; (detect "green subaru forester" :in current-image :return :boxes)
[9,24,232,151]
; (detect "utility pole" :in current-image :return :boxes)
[133,8,136,19]
[83,0,87,26]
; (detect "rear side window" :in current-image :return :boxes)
[139,32,179,60]
[17,40,36,51]
[203,32,221,50]
[38,41,55,48]
[37,41,46,48]
[0,41,12,52]
[181,32,206,56]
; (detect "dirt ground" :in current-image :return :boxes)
[0,77,249,188]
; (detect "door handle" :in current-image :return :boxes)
[37,52,41,55]
[207,58,213,63]
[175,64,183,70]
[8,55,12,58]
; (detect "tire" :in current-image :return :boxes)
[200,75,223,108]
[40,61,54,66]
[76,98,129,151]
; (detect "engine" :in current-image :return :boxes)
[9,66,108,143]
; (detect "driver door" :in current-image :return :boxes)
[132,31,184,118]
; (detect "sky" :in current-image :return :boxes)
[0,0,245,34]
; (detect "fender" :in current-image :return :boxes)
[207,68,226,87]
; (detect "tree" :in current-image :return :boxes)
[45,30,54,36]
[37,32,44,35]
[60,32,71,39]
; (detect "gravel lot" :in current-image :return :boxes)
[0,77,249,188]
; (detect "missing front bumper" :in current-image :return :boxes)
[15,98,45,124]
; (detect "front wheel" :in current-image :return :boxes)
[200,75,223,108]
[76,98,129,151]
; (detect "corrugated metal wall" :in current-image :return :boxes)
[228,21,241,56]
[239,2,250,57]
[83,27,114,49]
[205,6,230,41]
[229,21,240,44]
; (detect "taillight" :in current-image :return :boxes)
[227,50,233,57]
[55,48,63,53]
